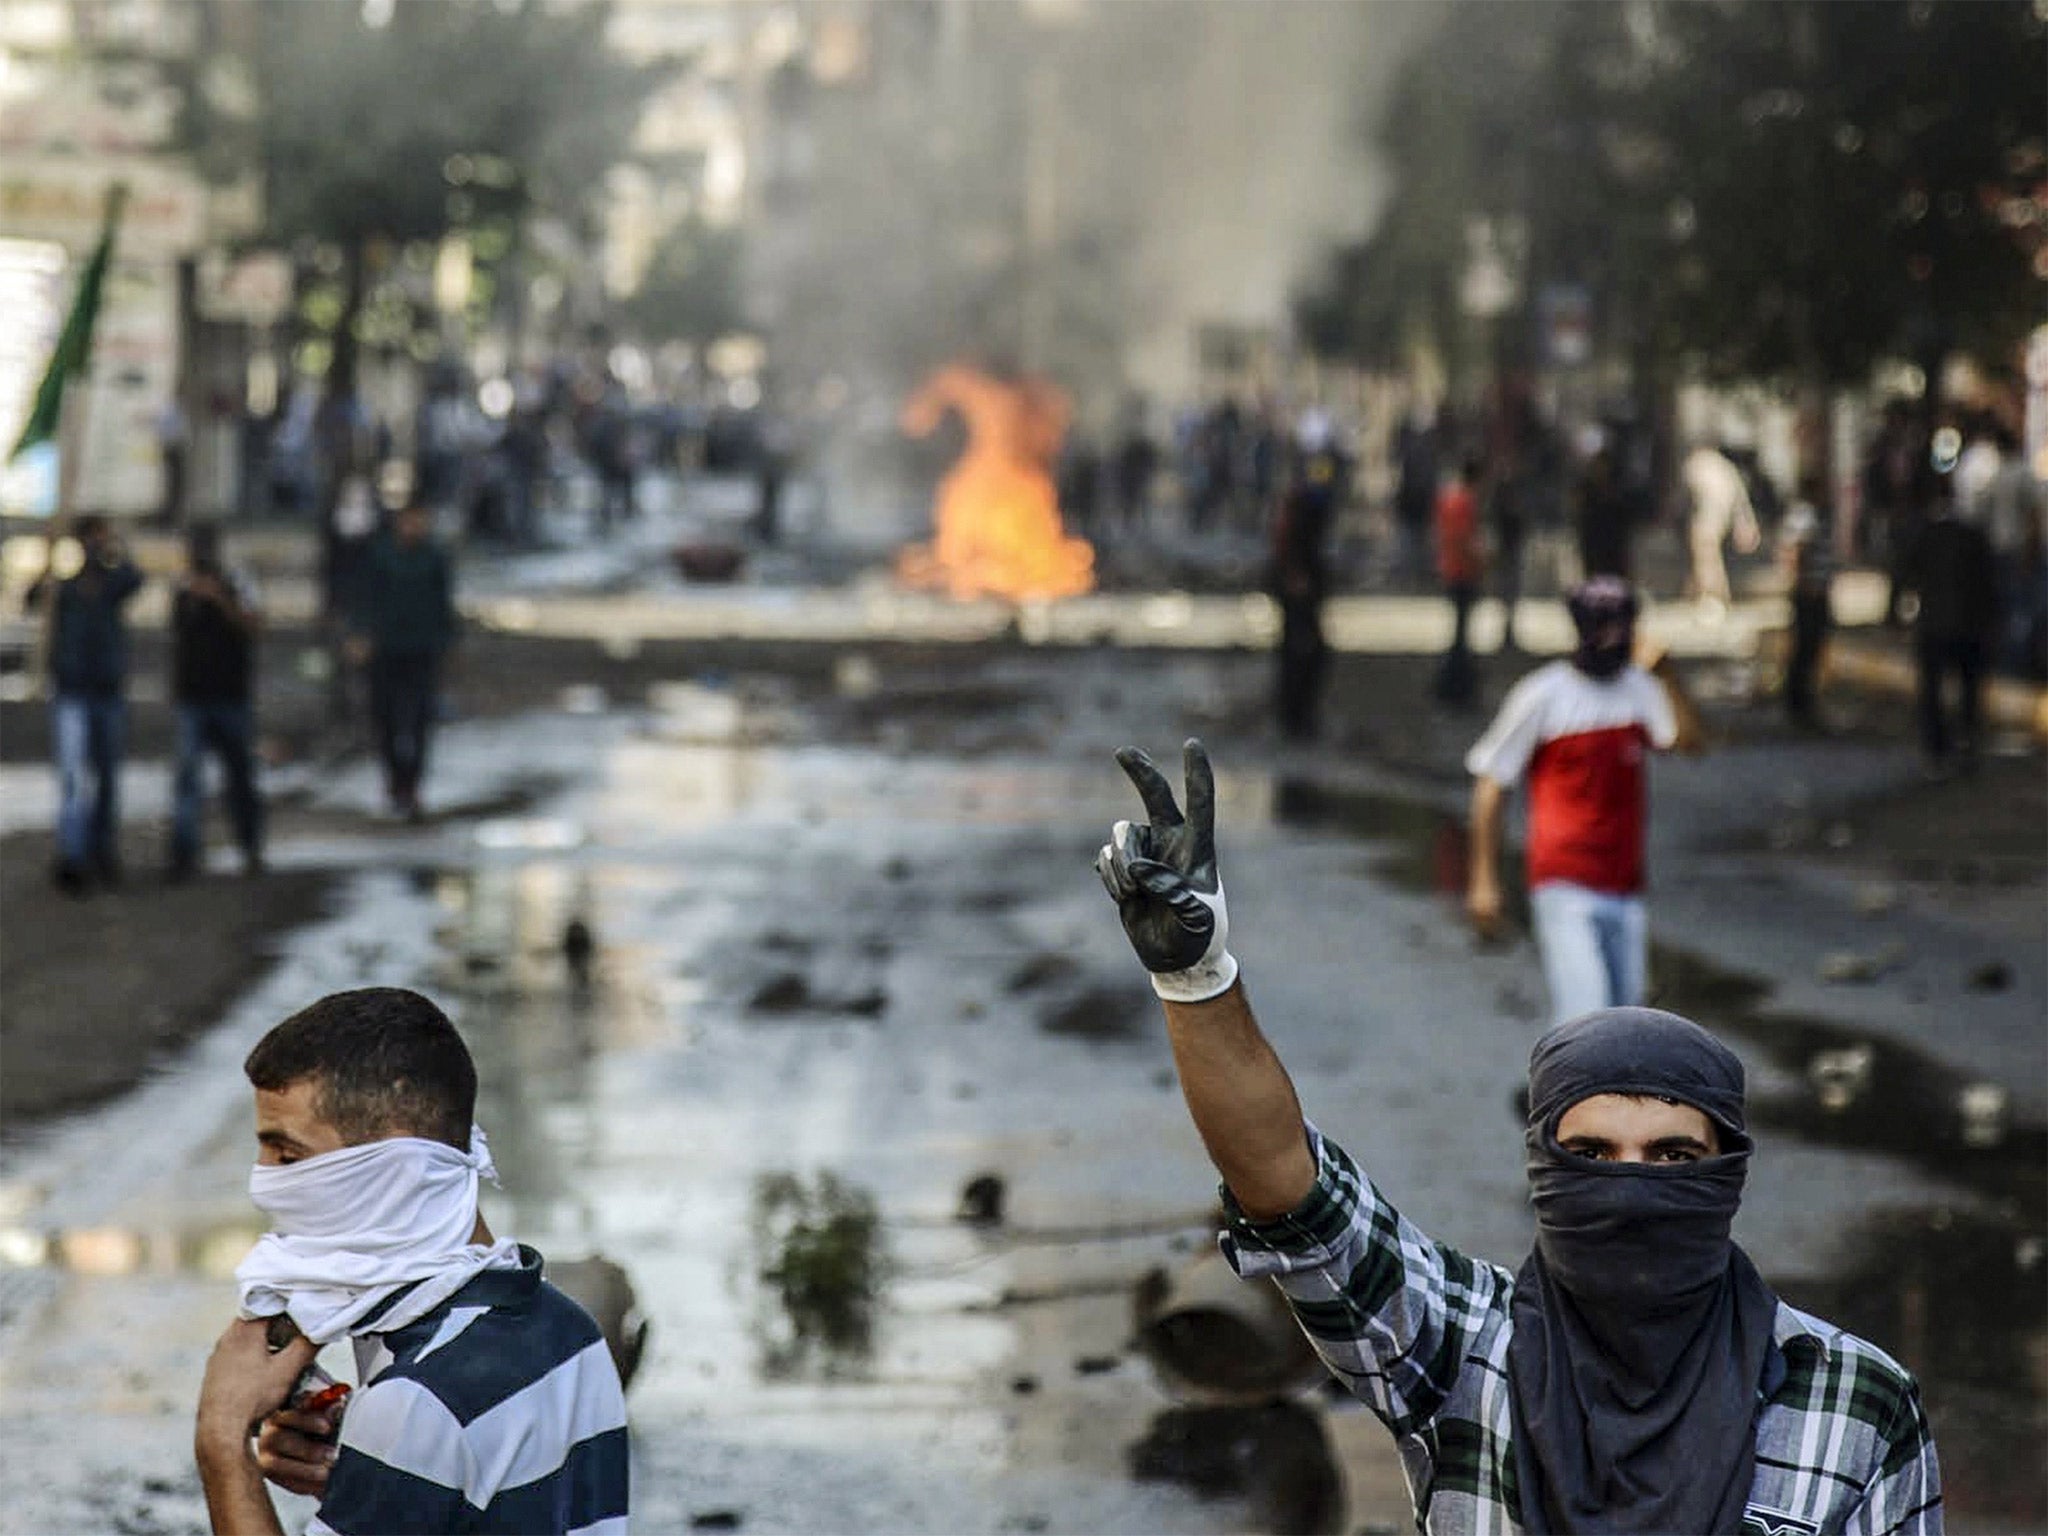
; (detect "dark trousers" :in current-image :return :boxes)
[1916,633,1984,762]
[1785,592,1831,727]
[173,701,264,867]
[1434,583,1479,707]
[1275,594,1329,740]
[369,651,440,807]
[1494,525,1525,649]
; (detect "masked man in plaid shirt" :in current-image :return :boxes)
[1096,741,1940,1536]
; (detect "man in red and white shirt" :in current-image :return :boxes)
[1465,579,1703,1021]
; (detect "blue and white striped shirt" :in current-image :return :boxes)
[308,1246,629,1536]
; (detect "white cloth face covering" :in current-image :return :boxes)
[237,1124,520,1344]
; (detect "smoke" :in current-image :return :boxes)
[1044,0,1438,398]
[759,0,1440,413]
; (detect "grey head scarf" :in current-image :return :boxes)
[1508,1008,1780,1535]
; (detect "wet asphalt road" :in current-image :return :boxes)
[0,635,2040,1534]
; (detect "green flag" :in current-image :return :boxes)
[7,182,127,464]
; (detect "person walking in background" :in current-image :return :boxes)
[1973,421,2046,678]
[1866,402,1926,628]
[1269,447,1341,741]
[1681,442,1761,617]
[1431,452,1486,710]
[1903,470,1999,777]
[1392,402,1442,590]
[39,516,144,895]
[169,524,266,881]
[1573,443,1633,580]
[1778,475,1835,732]
[1487,456,1530,653]
[351,502,457,821]
[1465,579,1705,1022]
[1113,414,1159,532]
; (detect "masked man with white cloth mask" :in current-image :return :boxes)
[195,987,629,1536]
[1096,740,1941,1535]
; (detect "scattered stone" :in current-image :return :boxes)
[462,951,503,975]
[1806,1045,1875,1111]
[1957,1082,2009,1148]
[1819,951,1886,985]
[958,1174,1006,1227]
[1009,1374,1040,1396]
[1494,982,1541,1022]
[673,543,745,582]
[1153,1069,1177,1091]
[959,999,987,1020]
[999,1516,1050,1534]
[833,654,881,699]
[1075,1354,1121,1375]
[860,935,894,960]
[842,988,888,1017]
[1007,952,1083,993]
[546,1255,650,1390]
[759,930,813,955]
[1853,883,1900,917]
[689,1511,743,1531]
[1039,982,1150,1039]
[1967,960,2012,993]
[1127,1402,1343,1535]
[750,973,812,1011]
[883,856,913,882]
[953,1082,979,1100]
[1823,821,1855,850]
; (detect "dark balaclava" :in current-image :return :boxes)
[1507,1008,1780,1535]
[1567,578,1638,680]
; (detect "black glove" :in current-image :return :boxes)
[1095,738,1238,1001]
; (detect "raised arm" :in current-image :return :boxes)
[1096,742,1511,1436]
[1161,987,1315,1219]
[1095,740,1315,1217]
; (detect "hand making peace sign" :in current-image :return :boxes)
[1095,738,1240,1002]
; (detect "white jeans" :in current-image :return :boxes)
[1530,881,1647,1024]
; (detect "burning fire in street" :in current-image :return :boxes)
[897,364,1095,602]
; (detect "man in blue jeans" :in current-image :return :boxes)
[43,516,144,895]
[1464,580,1703,1021]
[169,523,265,880]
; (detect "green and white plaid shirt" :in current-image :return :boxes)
[1221,1125,1942,1536]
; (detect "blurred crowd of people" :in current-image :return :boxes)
[1069,378,2042,769]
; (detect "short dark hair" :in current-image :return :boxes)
[245,987,475,1150]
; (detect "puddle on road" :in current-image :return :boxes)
[752,1170,888,1379]
[1641,942,2048,1528]
[1647,946,2045,1202]
[12,687,2033,1533]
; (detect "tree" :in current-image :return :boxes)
[1299,0,2046,398]
[250,0,659,391]
[618,215,748,350]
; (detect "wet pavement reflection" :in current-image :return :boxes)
[0,661,2039,1533]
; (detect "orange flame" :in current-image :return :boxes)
[897,364,1094,602]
